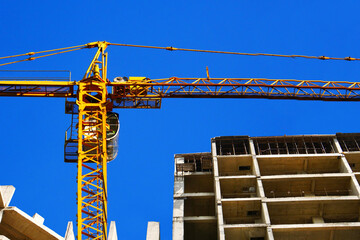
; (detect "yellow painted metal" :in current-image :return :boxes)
[3,41,360,240]
[109,78,360,101]
[77,41,109,240]
[128,77,147,82]
[84,41,109,80]
[127,77,148,96]
[77,79,108,240]
[0,80,76,97]
[0,80,74,85]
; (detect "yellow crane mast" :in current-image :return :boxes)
[0,41,359,240]
[76,42,110,240]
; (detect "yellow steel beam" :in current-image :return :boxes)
[84,41,109,80]
[0,80,76,97]
[0,80,74,85]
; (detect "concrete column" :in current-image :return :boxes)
[173,200,184,240]
[216,204,225,240]
[0,186,15,208]
[261,202,271,225]
[266,227,275,240]
[65,222,75,240]
[350,175,360,196]
[334,138,353,173]
[334,137,360,199]
[173,175,184,240]
[249,139,261,177]
[108,221,118,240]
[257,179,266,198]
[212,140,225,240]
[146,222,160,240]
[333,137,344,154]
[174,157,184,177]
[250,138,273,239]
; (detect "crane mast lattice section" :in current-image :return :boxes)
[77,78,108,240]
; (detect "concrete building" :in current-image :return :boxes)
[0,185,67,240]
[0,186,121,240]
[173,133,360,240]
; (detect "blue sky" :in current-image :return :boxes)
[1,0,360,239]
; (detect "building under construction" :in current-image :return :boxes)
[2,132,360,240]
[173,133,360,240]
[2,42,360,240]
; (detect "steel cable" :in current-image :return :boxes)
[109,43,360,61]
[0,47,85,66]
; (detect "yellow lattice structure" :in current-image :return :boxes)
[77,42,109,240]
[77,78,108,240]
[1,41,360,240]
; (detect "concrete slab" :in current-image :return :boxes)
[224,223,267,228]
[218,175,257,179]
[175,192,215,198]
[256,153,341,159]
[264,196,359,203]
[260,173,352,180]
[146,222,160,240]
[0,207,63,240]
[183,216,217,222]
[265,196,359,203]
[0,186,15,208]
[271,222,360,231]
[221,197,262,202]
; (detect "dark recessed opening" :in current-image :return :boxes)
[239,166,251,171]
[250,237,265,240]
[247,210,260,216]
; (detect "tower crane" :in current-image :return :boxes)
[0,41,360,240]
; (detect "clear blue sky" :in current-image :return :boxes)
[0,0,359,239]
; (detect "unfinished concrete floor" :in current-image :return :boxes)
[173,133,360,240]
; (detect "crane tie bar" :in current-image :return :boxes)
[109,43,360,61]
[1,42,359,67]
[0,45,87,67]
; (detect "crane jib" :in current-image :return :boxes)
[1,79,360,101]
[0,81,75,97]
